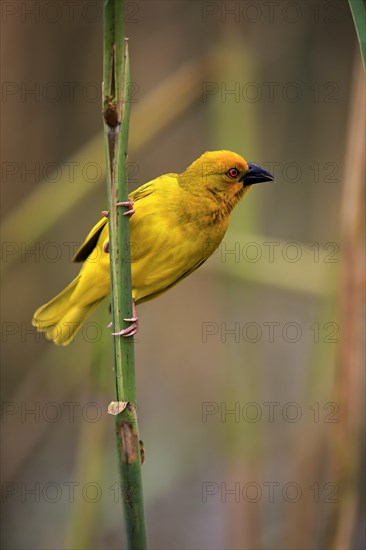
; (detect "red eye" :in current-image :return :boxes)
[227,167,239,179]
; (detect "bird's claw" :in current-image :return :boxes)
[108,319,138,337]
[110,302,139,337]
[117,200,135,217]
[102,204,134,218]
[112,319,138,337]
[124,316,138,323]
[102,201,134,255]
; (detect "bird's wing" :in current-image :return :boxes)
[141,257,207,303]
[130,181,155,202]
[73,217,108,262]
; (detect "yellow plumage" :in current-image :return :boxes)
[32,151,273,344]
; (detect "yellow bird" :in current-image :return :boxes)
[32,151,273,345]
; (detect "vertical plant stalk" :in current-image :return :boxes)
[349,0,366,70]
[103,1,147,548]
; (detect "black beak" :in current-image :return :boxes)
[241,163,274,186]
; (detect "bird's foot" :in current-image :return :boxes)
[102,201,135,218]
[109,301,139,337]
[117,199,135,217]
[112,315,139,337]
[102,200,135,254]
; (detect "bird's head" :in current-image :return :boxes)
[180,150,274,212]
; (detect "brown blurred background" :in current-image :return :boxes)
[1,1,365,549]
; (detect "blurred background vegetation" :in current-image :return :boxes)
[1,1,365,549]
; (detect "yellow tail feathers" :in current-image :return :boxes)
[32,276,103,346]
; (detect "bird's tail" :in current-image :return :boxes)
[32,275,103,346]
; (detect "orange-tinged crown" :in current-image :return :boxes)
[184,150,249,177]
